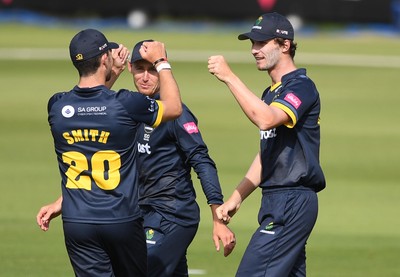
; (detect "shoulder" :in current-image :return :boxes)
[114,89,153,103]
[282,69,319,97]
[176,103,198,123]
[47,90,70,110]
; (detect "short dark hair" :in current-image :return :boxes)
[275,38,297,59]
[72,51,109,77]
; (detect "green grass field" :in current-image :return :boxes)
[1,23,400,276]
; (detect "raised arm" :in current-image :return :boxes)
[208,55,289,130]
[139,41,182,121]
[105,44,129,89]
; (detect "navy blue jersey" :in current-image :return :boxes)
[137,103,223,226]
[260,69,326,192]
[48,85,163,224]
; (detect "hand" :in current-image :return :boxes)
[111,44,129,75]
[213,220,237,257]
[216,200,240,224]
[208,55,233,83]
[139,41,167,64]
[210,204,237,257]
[36,198,62,231]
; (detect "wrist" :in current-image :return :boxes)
[156,62,171,72]
[153,57,167,67]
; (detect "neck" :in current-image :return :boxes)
[78,73,106,88]
[269,58,297,86]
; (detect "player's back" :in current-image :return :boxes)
[48,85,160,224]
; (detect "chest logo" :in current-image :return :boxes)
[61,105,75,118]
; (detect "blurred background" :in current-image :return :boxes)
[1,0,400,30]
[1,1,400,277]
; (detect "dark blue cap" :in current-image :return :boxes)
[69,29,119,63]
[130,39,154,63]
[238,12,294,41]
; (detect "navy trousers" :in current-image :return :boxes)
[63,219,147,277]
[236,188,318,277]
[142,207,198,277]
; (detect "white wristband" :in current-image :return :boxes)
[156,62,171,72]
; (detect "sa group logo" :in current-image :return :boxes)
[61,105,75,118]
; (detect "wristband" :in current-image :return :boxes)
[153,57,167,67]
[156,62,171,72]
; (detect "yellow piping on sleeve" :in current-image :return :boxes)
[152,100,164,128]
[271,102,297,128]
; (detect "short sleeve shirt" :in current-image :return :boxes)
[259,69,326,192]
[48,85,163,223]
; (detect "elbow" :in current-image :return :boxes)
[254,116,275,131]
[171,103,182,119]
[176,104,183,117]
[258,122,274,131]
[162,103,182,121]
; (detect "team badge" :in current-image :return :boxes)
[75,54,83,61]
[260,222,276,235]
[255,16,263,26]
[146,229,154,240]
[61,105,75,118]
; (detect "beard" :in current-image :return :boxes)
[258,48,280,71]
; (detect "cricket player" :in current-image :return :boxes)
[130,40,236,276]
[37,38,235,277]
[208,12,326,276]
[38,29,182,276]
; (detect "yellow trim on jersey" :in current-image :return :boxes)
[271,102,297,128]
[270,82,282,91]
[152,100,164,128]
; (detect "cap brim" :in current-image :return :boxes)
[108,42,119,49]
[130,56,144,63]
[238,32,275,41]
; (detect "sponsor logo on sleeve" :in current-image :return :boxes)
[147,96,155,112]
[183,122,199,134]
[284,93,301,109]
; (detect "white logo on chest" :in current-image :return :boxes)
[260,128,277,140]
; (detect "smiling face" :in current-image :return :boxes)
[251,39,281,71]
[129,59,160,97]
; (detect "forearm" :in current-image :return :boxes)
[194,159,223,205]
[106,44,128,89]
[105,66,123,89]
[158,68,182,121]
[230,152,262,204]
[224,74,279,130]
[52,195,63,215]
[210,204,221,221]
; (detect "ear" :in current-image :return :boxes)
[101,51,109,64]
[282,39,291,53]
